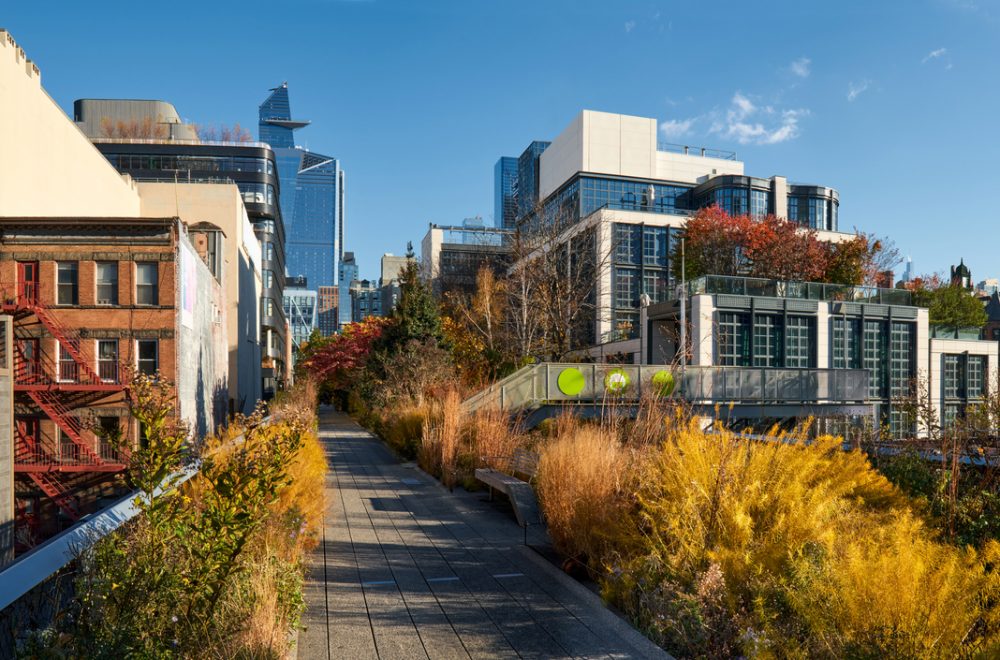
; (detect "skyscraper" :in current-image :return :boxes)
[259,83,344,289]
[516,140,551,218]
[338,252,359,327]
[493,156,518,229]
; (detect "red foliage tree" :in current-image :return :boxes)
[300,316,389,388]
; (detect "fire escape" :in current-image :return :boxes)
[2,280,128,541]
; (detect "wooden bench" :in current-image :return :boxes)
[474,448,542,536]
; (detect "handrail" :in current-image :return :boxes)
[462,363,870,413]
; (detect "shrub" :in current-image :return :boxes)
[600,420,1000,657]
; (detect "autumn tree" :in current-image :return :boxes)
[444,265,516,383]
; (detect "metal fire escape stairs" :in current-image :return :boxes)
[2,292,128,524]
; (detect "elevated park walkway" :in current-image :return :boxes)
[462,363,872,429]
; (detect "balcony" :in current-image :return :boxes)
[688,275,913,306]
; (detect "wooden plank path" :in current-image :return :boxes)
[297,408,670,660]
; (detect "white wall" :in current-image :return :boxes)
[140,182,262,414]
[539,109,746,200]
[0,31,141,217]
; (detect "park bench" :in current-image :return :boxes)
[474,448,543,539]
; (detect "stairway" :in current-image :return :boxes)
[26,472,81,521]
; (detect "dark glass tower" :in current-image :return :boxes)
[493,156,518,229]
[516,141,551,218]
[259,83,344,291]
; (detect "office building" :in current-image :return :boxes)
[339,252,359,327]
[259,83,344,290]
[516,140,551,217]
[379,251,413,315]
[421,223,512,297]
[284,276,319,351]
[493,156,518,229]
[350,280,382,322]
[317,285,339,336]
[75,99,287,397]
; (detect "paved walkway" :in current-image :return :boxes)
[298,408,668,660]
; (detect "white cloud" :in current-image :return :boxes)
[659,118,696,139]
[709,92,807,145]
[790,57,811,78]
[624,20,636,32]
[846,79,871,102]
[922,47,948,63]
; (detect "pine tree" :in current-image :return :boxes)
[384,260,444,347]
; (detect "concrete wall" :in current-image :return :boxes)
[0,30,141,217]
[175,232,228,438]
[0,316,12,567]
[139,183,263,414]
[539,110,745,199]
[74,99,198,140]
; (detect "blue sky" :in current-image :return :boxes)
[5,0,999,281]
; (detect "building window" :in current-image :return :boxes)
[943,403,962,428]
[58,344,76,382]
[943,354,962,399]
[615,224,641,265]
[137,340,158,376]
[98,416,120,460]
[97,340,118,382]
[718,312,750,366]
[614,267,638,310]
[863,321,885,399]
[889,322,913,397]
[57,262,78,305]
[642,226,668,267]
[968,355,986,400]
[749,189,770,219]
[136,263,159,306]
[96,262,118,305]
[263,269,273,289]
[785,316,813,368]
[59,429,77,462]
[832,317,861,369]
[752,315,782,367]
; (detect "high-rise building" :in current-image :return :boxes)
[516,140,551,218]
[338,252,359,327]
[259,83,344,290]
[317,285,339,336]
[350,280,382,322]
[379,252,412,315]
[283,276,318,351]
[493,156,518,229]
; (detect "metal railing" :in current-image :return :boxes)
[463,362,869,413]
[588,201,695,217]
[90,137,272,149]
[657,142,738,161]
[688,275,913,306]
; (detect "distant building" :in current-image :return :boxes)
[493,156,518,229]
[951,259,973,290]
[900,256,914,283]
[338,252,359,327]
[379,251,413,315]
[259,83,344,291]
[516,140,551,217]
[978,279,999,296]
[284,276,318,351]
[317,285,339,336]
[421,223,512,297]
[350,280,382,322]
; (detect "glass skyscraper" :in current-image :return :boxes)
[493,156,518,229]
[338,252,359,328]
[259,83,344,292]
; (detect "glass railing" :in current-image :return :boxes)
[687,275,913,306]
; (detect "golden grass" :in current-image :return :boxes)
[598,417,1000,656]
[535,424,636,561]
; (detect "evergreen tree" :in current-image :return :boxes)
[384,260,445,347]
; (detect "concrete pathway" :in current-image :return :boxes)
[298,408,668,660]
